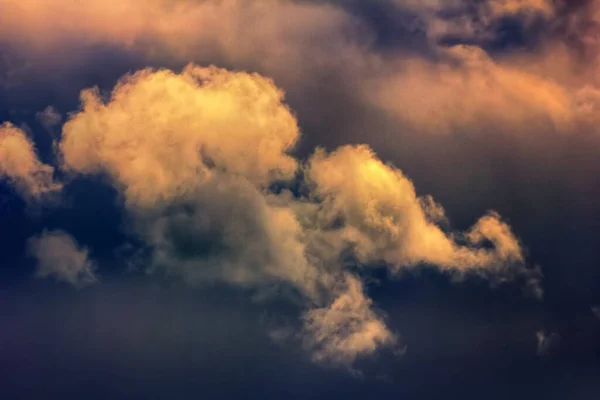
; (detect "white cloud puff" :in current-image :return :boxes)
[0,0,369,76]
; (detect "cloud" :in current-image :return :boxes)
[305,144,527,273]
[143,176,323,297]
[0,0,167,49]
[2,0,600,379]
[0,122,61,201]
[1,0,564,367]
[0,0,377,143]
[3,0,599,129]
[27,230,98,288]
[302,274,396,366]
[3,0,598,144]
[392,0,554,46]
[56,65,539,365]
[0,0,370,72]
[365,45,576,136]
[0,0,553,52]
[58,64,352,360]
[536,330,559,356]
[36,106,62,132]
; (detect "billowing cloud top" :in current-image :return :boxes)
[4,0,597,378]
[15,64,533,365]
[60,65,299,207]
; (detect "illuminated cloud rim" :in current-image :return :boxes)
[51,64,540,365]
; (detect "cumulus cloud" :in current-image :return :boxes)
[3,0,600,377]
[0,0,172,49]
[27,230,98,288]
[0,0,561,367]
[0,122,61,200]
[305,145,526,273]
[60,65,299,208]
[56,65,539,365]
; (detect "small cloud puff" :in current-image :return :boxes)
[536,329,559,356]
[0,122,61,201]
[36,106,62,132]
[27,230,98,289]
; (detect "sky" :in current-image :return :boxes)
[1,0,600,398]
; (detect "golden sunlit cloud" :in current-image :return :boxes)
[60,65,299,208]
[0,122,61,201]
[306,144,527,272]
[55,64,540,365]
[366,45,575,136]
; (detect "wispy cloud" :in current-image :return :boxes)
[27,230,98,288]
[0,122,61,201]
